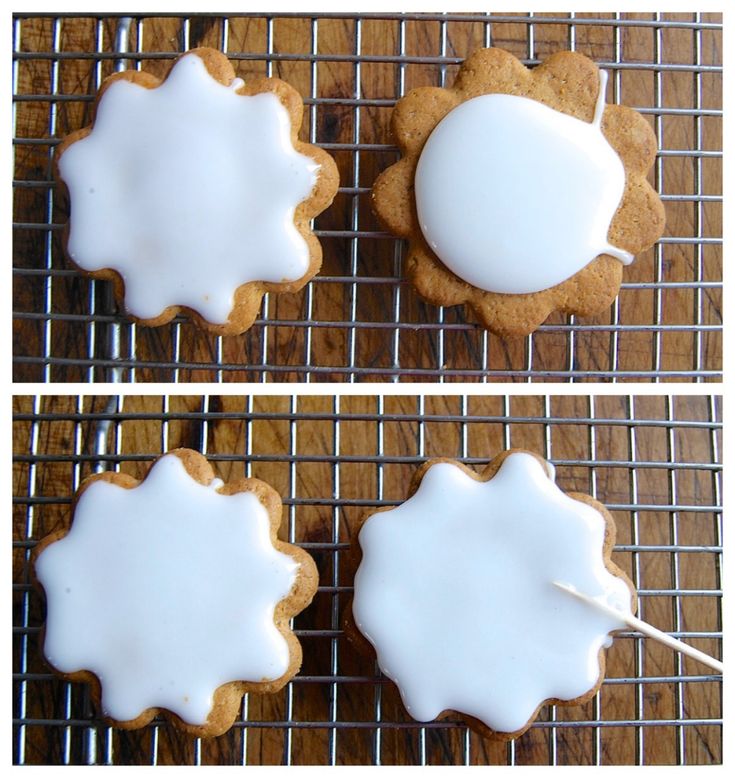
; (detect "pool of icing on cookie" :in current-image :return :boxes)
[414,71,632,295]
[353,452,633,734]
[58,54,319,323]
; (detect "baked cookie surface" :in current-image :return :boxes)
[55,47,339,335]
[350,450,636,739]
[372,48,665,337]
[33,449,318,737]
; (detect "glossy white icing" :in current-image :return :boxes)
[414,70,633,295]
[352,452,633,734]
[58,52,319,323]
[35,454,299,726]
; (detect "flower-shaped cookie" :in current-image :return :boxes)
[55,47,339,334]
[33,449,318,736]
[372,48,665,337]
[351,450,636,739]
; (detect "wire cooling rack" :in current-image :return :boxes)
[13,394,722,765]
[12,13,722,383]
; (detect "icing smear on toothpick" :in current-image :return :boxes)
[553,581,723,674]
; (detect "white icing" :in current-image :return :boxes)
[35,454,299,726]
[352,452,633,734]
[58,53,319,323]
[414,70,633,295]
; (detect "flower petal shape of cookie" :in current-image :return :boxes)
[55,48,339,334]
[351,450,636,739]
[372,48,665,337]
[33,449,318,736]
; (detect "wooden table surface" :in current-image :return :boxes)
[13,394,722,765]
[12,12,722,382]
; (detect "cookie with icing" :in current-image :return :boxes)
[33,449,318,737]
[372,48,665,337]
[349,450,636,739]
[55,47,339,335]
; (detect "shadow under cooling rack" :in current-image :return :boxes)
[13,394,722,765]
[12,13,722,382]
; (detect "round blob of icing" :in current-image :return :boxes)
[58,53,319,323]
[414,71,632,295]
[34,454,299,726]
[352,452,633,735]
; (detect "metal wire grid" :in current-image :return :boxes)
[13,394,722,765]
[12,13,722,383]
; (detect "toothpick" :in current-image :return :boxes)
[552,581,723,674]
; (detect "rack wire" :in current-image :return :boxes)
[13,394,722,765]
[12,13,722,383]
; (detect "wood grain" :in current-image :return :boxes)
[13,394,722,765]
[12,13,722,382]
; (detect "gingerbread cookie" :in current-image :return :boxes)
[372,48,665,337]
[350,450,636,739]
[55,47,339,335]
[33,449,318,737]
